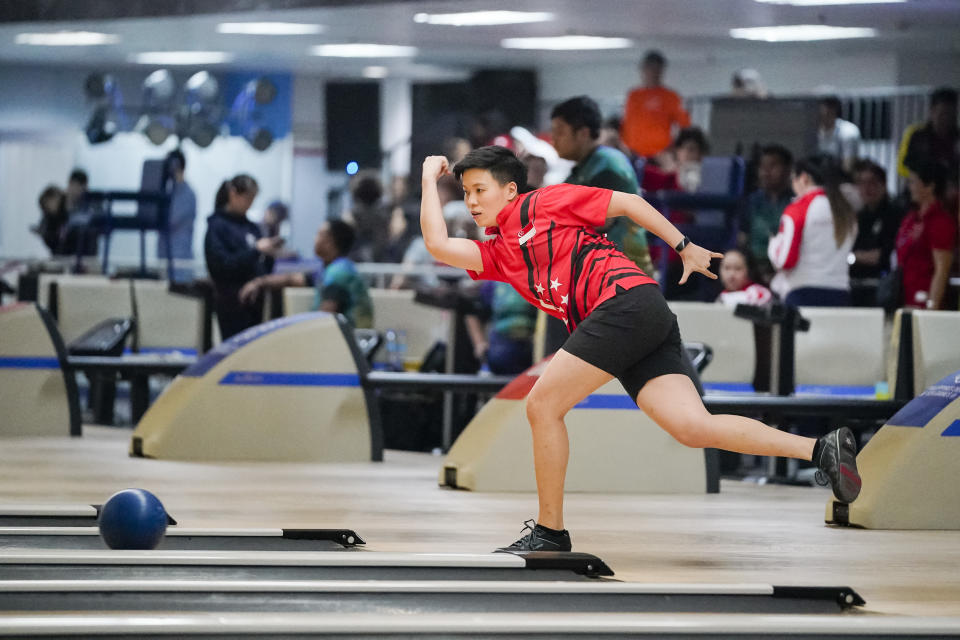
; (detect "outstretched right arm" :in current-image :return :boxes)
[420,156,483,273]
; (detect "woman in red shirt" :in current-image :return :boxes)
[896,161,957,310]
[421,146,860,551]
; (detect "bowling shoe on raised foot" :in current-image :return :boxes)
[495,519,572,553]
[814,427,862,503]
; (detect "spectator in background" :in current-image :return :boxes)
[739,144,794,284]
[465,281,538,375]
[716,248,772,309]
[33,186,69,255]
[551,96,655,277]
[60,168,99,259]
[641,126,710,299]
[156,149,197,282]
[342,170,390,263]
[600,115,633,157]
[391,176,468,290]
[896,161,956,310]
[731,68,768,99]
[261,200,289,239]
[817,96,861,173]
[522,154,548,190]
[65,169,89,214]
[205,174,284,340]
[898,87,959,208]
[850,160,904,306]
[768,155,857,306]
[620,50,691,160]
[443,137,472,165]
[312,220,373,328]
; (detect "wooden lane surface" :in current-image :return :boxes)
[1,426,958,616]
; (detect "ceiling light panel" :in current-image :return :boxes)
[729,25,877,41]
[311,44,418,57]
[413,11,554,26]
[131,51,235,65]
[501,35,634,50]
[16,31,120,46]
[217,22,325,35]
[754,0,905,5]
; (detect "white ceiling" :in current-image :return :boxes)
[0,0,958,77]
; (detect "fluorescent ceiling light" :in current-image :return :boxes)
[311,44,417,57]
[217,22,324,35]
[362,66,389,78]
[755,0,904,5]
[131,51,235,65]
[413,11,554,26]
[15,31,119,46]
[501,35,634,50]
[729,25,876,41]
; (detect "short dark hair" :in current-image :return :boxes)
[165,148,186,173]
[327,219,356,255]
[911,160,948,199]
[852,159,886,184]
[819,96,842,115]
[68,169,88,186]
[642,50,666,67]
[453,145,527,190]
[760,143,793,168]
[350,170,383,207]
[675,127,710,154]
[550,96,602,139]
[930,86,958,108]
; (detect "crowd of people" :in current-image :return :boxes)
[33,52,959,366]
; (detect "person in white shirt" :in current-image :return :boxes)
[768,155,857,306]
[817,96,861,173]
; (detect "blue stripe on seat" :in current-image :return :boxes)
[219,371,360,387]
[0,357,60,369]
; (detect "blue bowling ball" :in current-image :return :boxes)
[98,488,168,550]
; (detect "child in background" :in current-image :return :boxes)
[717,249,772,308]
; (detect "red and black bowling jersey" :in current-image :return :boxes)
[467,183,657,332]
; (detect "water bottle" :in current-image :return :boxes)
[395,330,408,371]
[385,329,400,371]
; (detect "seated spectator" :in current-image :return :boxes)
[465,281,538,375]
[342,170,390,263]
[896,161,957,310]
[599,114,632,157]
[898,87,959,207]
[312,220,373,328]
[642,126,710,299]
[716,248,772,308]
[65,168,89,214]
[391,176,470,290]
[739,144,794,284]
[33,185,69,255]
[768,155,857,306]
[205,174,284,340]
[261,200,289,239]
[817,96,861,173]
[239,221,374,328]
[850,160,904,306]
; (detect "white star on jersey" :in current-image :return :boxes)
[560,294,568,306]
[550,278,561,291]
[535,282,545,296]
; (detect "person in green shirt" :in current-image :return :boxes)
[739,144,794,283]
[312,220,374,328]
[550,95,655,277]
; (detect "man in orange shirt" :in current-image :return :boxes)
[621,50,691,159]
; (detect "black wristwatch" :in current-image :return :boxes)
[674,235,691,253]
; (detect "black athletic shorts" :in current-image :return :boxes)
[562,283,684,402]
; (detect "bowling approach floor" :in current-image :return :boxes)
[1,427,958,621]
